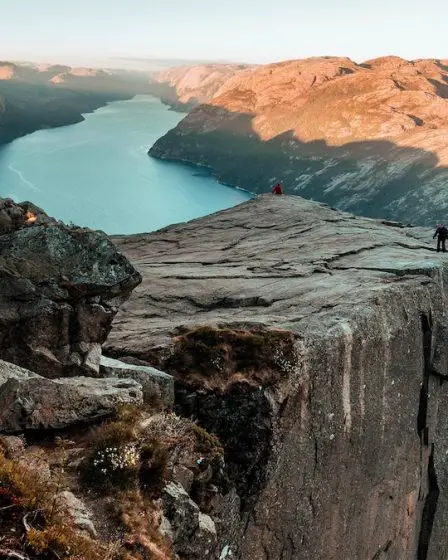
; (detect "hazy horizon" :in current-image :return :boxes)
[2,0,447,67]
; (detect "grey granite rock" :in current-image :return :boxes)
[100,355,174,409]
[0,363,143,433]
[106,196,448,559]
[55,490,97,539]
[162,482,217,559]
[0,199,141,378]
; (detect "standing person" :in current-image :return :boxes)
[272,183,283,195]
[433,224,448,252]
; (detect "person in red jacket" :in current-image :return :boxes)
[272,182,283,195]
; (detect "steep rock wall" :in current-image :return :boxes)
[241,280,448,559]
[108,195,448,558]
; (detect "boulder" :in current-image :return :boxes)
[163,482,199,544]
[100,355,174,409]
[0,358,40,385]
[0,199,141,378]
[55,491,97,539]
[0,364,143,433]
[162,482,217,560]
[192,513,217,557]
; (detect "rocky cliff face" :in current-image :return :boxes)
[150,64,253,111]
[107,195,448,559]
[150,56,448,226]
[0,198,141,378]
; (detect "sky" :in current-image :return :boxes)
[1,0,447,66]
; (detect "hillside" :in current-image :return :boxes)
[149,63,253,110]
[0,61,151,145]
[150,56,448,226]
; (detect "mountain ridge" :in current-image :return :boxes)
[149,55,448,225]
[0,60,151,145]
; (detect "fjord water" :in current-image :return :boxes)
[0,95,251,234]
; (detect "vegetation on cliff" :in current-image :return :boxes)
[0,402,225,560]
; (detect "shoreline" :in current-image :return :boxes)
[1,95,251,236]
[0,90,137,147]
[147,148,255,199]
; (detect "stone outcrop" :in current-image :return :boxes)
[150,56,448,226]
[0,360,143,433]
[162,482,217,559]
[0,198,141,377]
[54,490,98,539]
[100,355,174,409]
[0,359,40,386]
[107,195,448,558]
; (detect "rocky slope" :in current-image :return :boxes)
[107,194,448,559]
[0,198,227,560]
[150,56,448,226]
[0,61,151,144]
[149,63,253,111]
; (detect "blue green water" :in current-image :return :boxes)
[0,95,251,234]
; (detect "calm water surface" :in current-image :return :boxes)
[0,95,251,234]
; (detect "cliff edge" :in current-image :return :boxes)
[107,195,448,559]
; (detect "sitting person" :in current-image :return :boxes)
[272,182,283,195]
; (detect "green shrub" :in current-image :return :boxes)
[191,423,223,455]
[139,439,169,497]
[80,420,140,491]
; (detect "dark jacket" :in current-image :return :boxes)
[434,225,448,239]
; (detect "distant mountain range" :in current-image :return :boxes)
[0,61,150,145]
[3,55,448,227]
[110,57,236,72]
[150,56,448,226]
[148,63,253,110]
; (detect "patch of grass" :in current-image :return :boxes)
[79,419,140,492]
[113,404,145,425]
[80,406,171,497]
[167,325,297,388]
[0,452,114,560]
[113,491,174,560]
[26,525,110,560]
[190,423,223,455]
